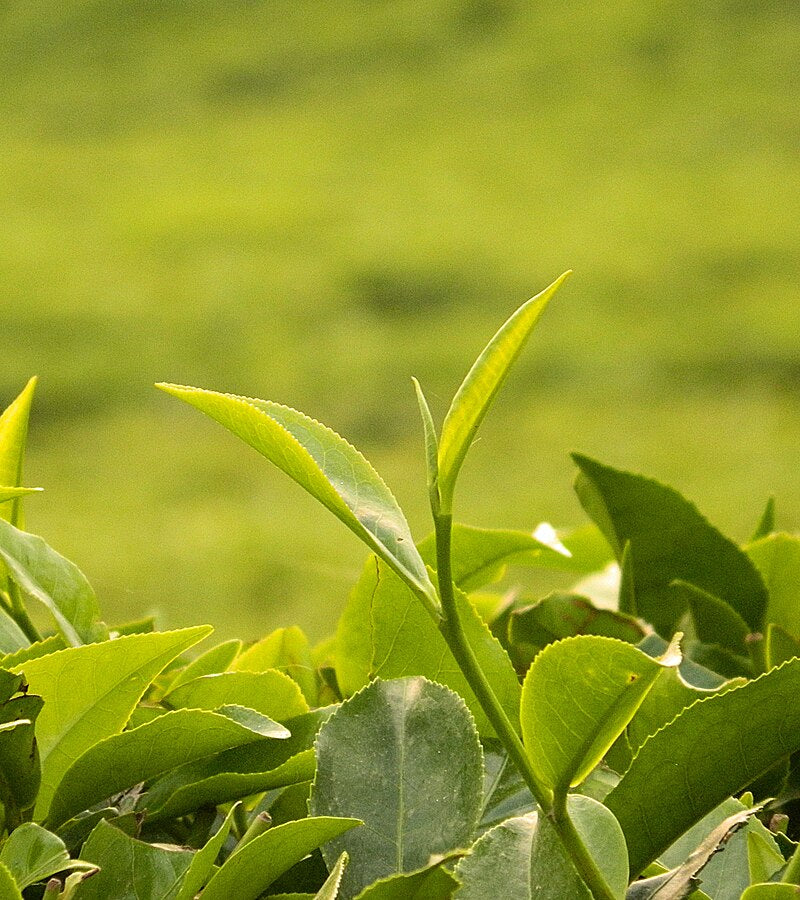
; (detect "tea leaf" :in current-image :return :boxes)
[752,497,776,542]
[165,670,308,721]
[316,852,349,900]
[0,377,36,528]
[520,635,676,793]
[200,817,362,900]
[233,627,318,705]
[573,455,768,635]
[0,518,106,646]
[0,691,43,817]
[157,384,437,609]
[77,819,194,900]
[747,534,800,639]
[605,656,800,876]
[0,863,22,900]
[167,638,242,693]
[437,273,569,511]
[174,804,238,900]
[0,607,29,654]
[677,581,751,656]
[353,854,461,898]
[454,813,538,899]
[0,636,65,667]
[8,625,211,818]
[0,823,94,889]
[309,677,483,898]
[47,707,289,828]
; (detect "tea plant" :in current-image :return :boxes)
[1,275,800,898]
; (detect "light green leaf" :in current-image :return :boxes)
[316,852,349,900]
[0,862,22,900]
[157,383,437,609]
[412,377,440,512]
[373,563,521,736]
[167,639,242,693]
[0,635,65,667]
[605,656,800,877]
[437,272,569,511]
[749,831,786,885]
[141,708,331,822]
[175,804,238,900]
[747,534,800,639]
[76,819,194,900]
[520,635,678,794]
[165,670,308,721]
[573,455,768,635]
[309,677,483,898]
[353,854,461,899]
[47,707,289,828]
[0,822,94,889]
[0,518,106,646]
[741,886,800,898]
[9,625,211,819]
[233,627,318,706]
[0,377,36,528]
[199,817,362,900]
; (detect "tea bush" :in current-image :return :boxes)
[1,274,799,898]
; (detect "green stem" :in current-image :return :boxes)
[8,581,41,643]
[433,512,616,900]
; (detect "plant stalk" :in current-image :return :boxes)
[433,512,616,900]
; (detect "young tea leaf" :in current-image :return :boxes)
[309,676,483,898]
[157,384,438,611]
[174,804,238,900]
[0,377,37,528]
[437,272,570,512]
[747,534,800,641]
[520,635,678,795]
[164,670,308,721]
[233,627,318,706]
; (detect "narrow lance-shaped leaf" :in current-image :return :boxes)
[0,377,37,528]
[520,634,680,796]
[605,655,800,877]
[157,384,438,611]
[412,377,439,512]
[437,272,570,512]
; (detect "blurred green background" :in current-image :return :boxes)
[3,0,799,641]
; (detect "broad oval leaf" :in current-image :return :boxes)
[0,518,106,646]
[520,635,677,794]
[455,813,538,899]
[157,384,437,608]
[9,625,211,819]
[605,656,800,877]
[437,272,570,511]
[200,817,362,900]
[76,819,194,900]
[573,455,768,635]
[47,706,289,828]
[309,676,484,899]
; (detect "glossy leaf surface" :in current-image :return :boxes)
[520,635,676,792]
[158,384,437,605]
[606,656,800,876]
[47,706,289,827]
[200,817,361,900]
[309,677,483,898]
[165,670,308,721]
[0,377,36,528]
[233,626,318,705]
[748,534,800,638]
[9,625,211,818]
[0,822,94,889]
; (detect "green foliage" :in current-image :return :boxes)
[3,288,800,899]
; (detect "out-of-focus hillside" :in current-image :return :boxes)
[2,0,799,638]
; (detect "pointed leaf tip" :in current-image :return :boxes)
[438,272,570,512]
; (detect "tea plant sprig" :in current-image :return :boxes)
[159,272,641,898]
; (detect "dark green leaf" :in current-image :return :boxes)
[0,690,42,817]
[309,677,483,898]
[199,817,362,900]
[752,498,776,542]
[455,813,537,899]
[479,741,535,834]
[676,581,751,656]
[573,455,768,635]
[606,656,800,876]
[174,804,237,900]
